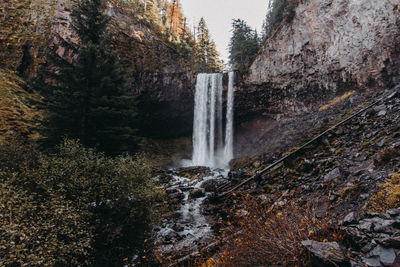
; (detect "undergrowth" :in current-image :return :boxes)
[365,173,400,213]
[214,196,344,266]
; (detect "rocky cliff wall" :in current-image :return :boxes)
[25,0,197,138]
[133,72,195,137]
[237,0,400,121]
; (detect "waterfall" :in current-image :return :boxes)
[223,71,235,164]
[191,72,235,168]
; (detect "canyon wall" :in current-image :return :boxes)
[236,0,400,121]
[23,0,197,138]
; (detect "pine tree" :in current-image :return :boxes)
[195,17,222,73]
[229,19,261,74]
[38,0,137,155]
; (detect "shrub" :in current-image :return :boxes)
[0,176,93,266]
[0,138,159,266]
[373,147,399,167]
[365,173,400,213]
[216,197,343,266]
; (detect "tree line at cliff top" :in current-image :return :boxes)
[229,0,297,74]
[0,0,223,154]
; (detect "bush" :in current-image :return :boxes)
[216,196,342,266]
[0,138,159,266]
[0,177,93,266]
[365,173,400,213]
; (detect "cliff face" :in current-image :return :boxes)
[24,0,196,138]
[133,72,195,137]
[237,0,400,121]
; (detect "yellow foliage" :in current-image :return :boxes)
[366,173,400,212]
[319,91,355,111]
[0,69,43,144]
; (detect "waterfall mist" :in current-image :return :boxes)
[189,72,235,169]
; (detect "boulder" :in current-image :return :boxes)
[301,240,350,267]
[367,245,396,266]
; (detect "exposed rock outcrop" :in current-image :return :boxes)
[25,0,197,138]
[236,0,400,121]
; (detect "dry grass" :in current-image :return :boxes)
[319,91,355,111]
[213,196,343,266]
[0,69,43,144]
[365,173,400,213]
[373,147,399,167]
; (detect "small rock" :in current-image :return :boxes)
[343,212,358,226]
[387,208,400,217]
[301,240,349,267]
[324,167,342,183]
[378,236,400,248]
[190,188,205,198]
[361,256,381,267]
[172,223,184,232]
[378,110,387,116]
[358,221,373,231]
[361,242,377,253]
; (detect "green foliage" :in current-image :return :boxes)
[263,0,297,40]
[195,18,223,73]
[37,0,137,155]
[0,138,159,266]
[229,19,261,74]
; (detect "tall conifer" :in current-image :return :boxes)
[38,0,137,155]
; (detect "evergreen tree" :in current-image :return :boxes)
[195,17,222,73]
[229,19,261,74]
[263,0,297,40]
[167,0,184,38]
[37,0,137,155]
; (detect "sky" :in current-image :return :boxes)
[180,0,269,64]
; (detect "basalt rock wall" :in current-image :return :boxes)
[236,0,400,122]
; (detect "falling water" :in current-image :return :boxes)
[191,72,235,168]
[223,71,235,164]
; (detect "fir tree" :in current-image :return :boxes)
[195,17,222,73]
[37,0,137,155]
[229,19,261,74]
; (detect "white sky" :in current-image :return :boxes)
[180,0,269,63]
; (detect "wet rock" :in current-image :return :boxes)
[301,240,350,267]
[173,223,185,232]
[176,166,212,180]
[201,179,223,192]
[190,189,205,198]
[168,191,185,201]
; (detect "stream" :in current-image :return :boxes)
[152,167,228,259]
